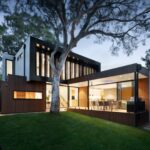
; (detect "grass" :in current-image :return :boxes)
[0,112,150,150]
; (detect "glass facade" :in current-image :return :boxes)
[34,43,148,115]
[89,80,134,112]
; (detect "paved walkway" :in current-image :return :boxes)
[0,112,47,117]
[142,123,150,131]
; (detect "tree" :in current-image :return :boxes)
[2,0,150,113]
[0,2,55,55]
[142,49,150,70]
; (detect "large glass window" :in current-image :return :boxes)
[69,87,78,108]
[14,91,42,99]
[46,84,68,111]
[118,81,133,101]
[90,84,117,102]
[89,78,134,112]
[60,86,68,108]
[6,60,13,75]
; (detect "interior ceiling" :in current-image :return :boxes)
[91,81,132,89]
[69,81,88,87]
[90,73,147,86]
[69,73,147,87]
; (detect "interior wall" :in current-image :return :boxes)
[103,88,116,100]
[79,86,88,107]
[89,88,101,101]
[121,87,133,100]
[139,78,149,111]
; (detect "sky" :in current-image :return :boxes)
[0,10,150,71]
[73,37,150,71]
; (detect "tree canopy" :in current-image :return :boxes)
[142,49,150,69]
[0,1,55,55]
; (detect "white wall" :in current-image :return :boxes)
[15,46,24,76]
[25,37,30,81]
[15,37,30,81]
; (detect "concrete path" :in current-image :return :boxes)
[142,123,150,131]
[0,112,47,117]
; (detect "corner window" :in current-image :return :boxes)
[14,91,42,99]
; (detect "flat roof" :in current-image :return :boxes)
[66,63,148,84]
[30,36,100,67]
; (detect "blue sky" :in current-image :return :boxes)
[73,37,150,71]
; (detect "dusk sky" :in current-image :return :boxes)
[73,37,150,71]
[0,12,150,71]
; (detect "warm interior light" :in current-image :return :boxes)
[42,45,45,49]
[14,91,42,99]
[36,43,40,47]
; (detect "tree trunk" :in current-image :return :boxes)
[50,74,60,113]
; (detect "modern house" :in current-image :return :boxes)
[0,36,149,126]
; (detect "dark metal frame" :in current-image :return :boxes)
[28,36,101,83]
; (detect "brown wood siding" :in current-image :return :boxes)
[121,87,133,100]
[79,87,88,107]
[0,75,46,114]
[138,78,149,111]
[68,109,148,126]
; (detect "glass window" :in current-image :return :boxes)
[41,53,45,76]
[66,61,70,79]
[83,66,87,75]
[14,91,42,99]
[71,62,74,79]
[36,52,40,76]
[69,87,78,108]
[90,84,117,102]
[46,55,50,77]
[118,81,133,101]
[60,86,68,108]
[6,60,13,75]
[76,63,79,78]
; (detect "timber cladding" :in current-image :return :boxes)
[0,75,46,114]
[79,87,88,107]
[138,78,149,111]
[68,109,148,126]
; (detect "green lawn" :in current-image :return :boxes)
[0,112,150,150]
